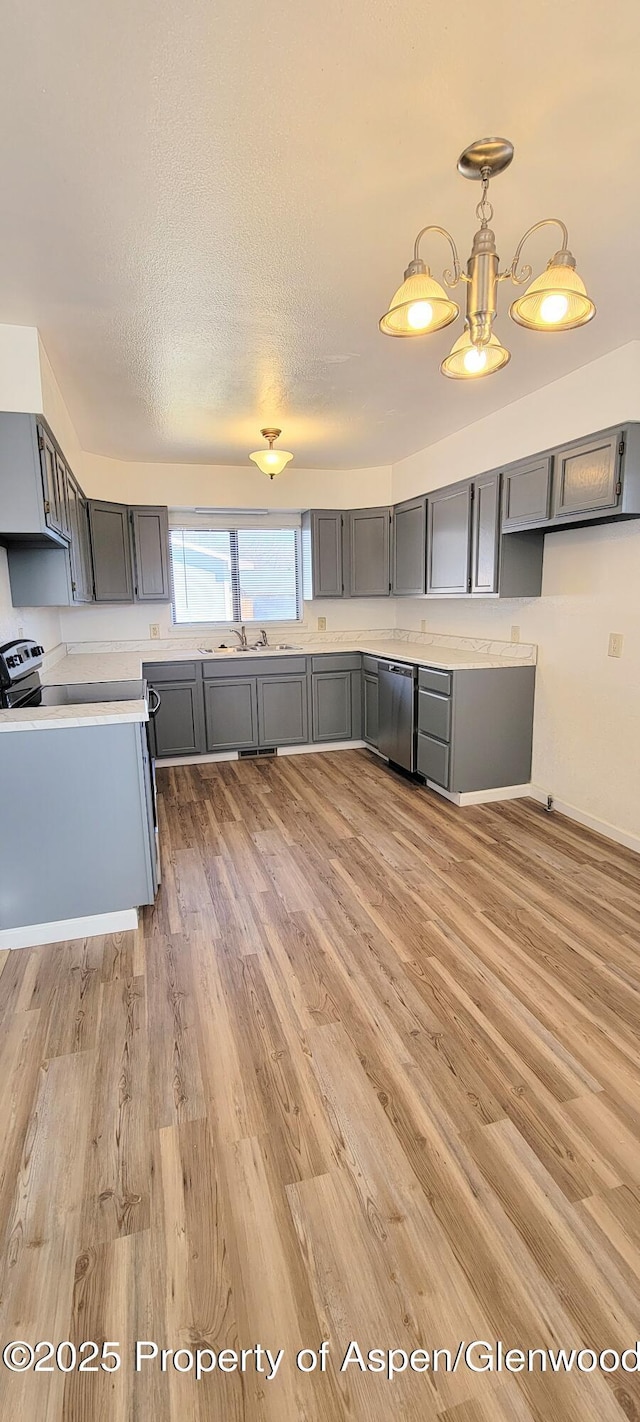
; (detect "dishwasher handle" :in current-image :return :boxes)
[381,661,414,677]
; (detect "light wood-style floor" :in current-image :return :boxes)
[1,751,640,1421]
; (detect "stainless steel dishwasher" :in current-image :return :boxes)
[377,660,416,772]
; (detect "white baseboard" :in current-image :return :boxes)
[0,908,138,951]
[426,781,533,807]
[157,750,238,766]
[528,785,640,856]
[157,741,366,767]
[279,740,366,756]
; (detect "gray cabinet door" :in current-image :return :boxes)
[392,496,427,595]
[427,482,472,595]
[38,426,64,536]
[552,432,620,518]
[312,671,352,741]
[471,471,501,594]
[258,674,308,746]
[205,678,258,751]
[88,500,134,602]
[131,506,170,601]
[363,673,379,746]
[308,511,344,597]
[502,456,552,529]
[54,452,73,541]
[349,507,391,596]
[67,477,93,602]
[149,681,205,757]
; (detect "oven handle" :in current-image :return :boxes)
[148,686,161,717]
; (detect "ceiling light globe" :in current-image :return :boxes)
[441,327,510,380]
[379,270,459,336]
[407,300,434,331]
[510,255,595,331]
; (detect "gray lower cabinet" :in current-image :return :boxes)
[205,678,258,751]
[89,500,134,602]
[416,663,535,793]
[312,671,352,741]
[392,495,427,595]
[0,720,157,931]
[151,681,206,757]
[363,672,379,747]
[427,481,472,595]
[131,506,170,600]
[302,510,344,598]
[258,674,308,746]
[502,455,553,530]
[348,506,392,596]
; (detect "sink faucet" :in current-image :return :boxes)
[258,628,268,647]
[232,625,248,649]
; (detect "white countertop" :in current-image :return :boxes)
[0,635,535,733]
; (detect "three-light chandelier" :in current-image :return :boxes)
[379,138,595,379]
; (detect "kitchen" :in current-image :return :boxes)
[0,4,639,1418]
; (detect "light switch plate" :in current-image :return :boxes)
[608,632,623,658]
[317,616,327,632]
[420,619,427,634]
[149,623,160,639]
[511,626,520,643]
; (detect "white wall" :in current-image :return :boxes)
[0,325,42,414]
[393,343,640,843]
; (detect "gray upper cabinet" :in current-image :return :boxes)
[205,678,258,751]
[502,455,553,530]
[470,472,501,595]
[552,432,620,519]
[427,481,472,595]
[88,500,134,602]
[130,506,170,601]
[258,674,308,746]
[54,452,73,541]
[67,476,94,602]
[349,506,391,596]
[302,510,344,598]
[150,681,205,758]
[392,496,427,595]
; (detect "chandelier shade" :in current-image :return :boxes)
[379,269,459,336]
[510,256,595,331]
[441,327,511,380]
[249,428,293,479]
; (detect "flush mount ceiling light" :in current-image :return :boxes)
[379,137,595,380]
[249,428,293,479]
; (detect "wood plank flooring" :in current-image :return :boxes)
[1,749,640,1420]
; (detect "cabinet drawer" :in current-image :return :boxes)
[416,731,450,788]
[418,666,451,695]
[311,653,361,673]
[203,655,307,678]
[362,654,379,675]
[418,688,451,743]
[143,660,198,682]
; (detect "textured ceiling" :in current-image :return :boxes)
[1,0,639,467]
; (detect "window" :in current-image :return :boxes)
[169,522,301,624]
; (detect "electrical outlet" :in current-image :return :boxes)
[16,624,24,638]
[420,619,427,634]
[317,616,327,632]
[511,625,520,643]
[608,632,623,658]
[149,623,160,639]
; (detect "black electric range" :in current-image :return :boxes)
[0,638,147,711]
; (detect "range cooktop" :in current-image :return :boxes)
[30,679,145,706]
